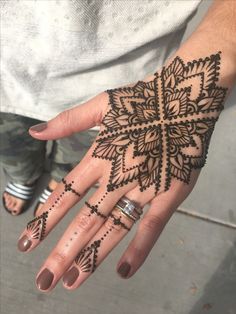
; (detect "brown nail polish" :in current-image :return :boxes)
[118,262,131,278]
[17,235,32,252]
[36,268,54,291]
[30,122,47,133]
[63,267,79,287]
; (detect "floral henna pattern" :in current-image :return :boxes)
[93,52,227,193]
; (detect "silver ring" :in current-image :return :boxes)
[116,197,143,222]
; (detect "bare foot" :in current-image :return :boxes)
[34,178,59,216]
[3,192,28,215]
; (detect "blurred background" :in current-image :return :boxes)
[1,1,235,314]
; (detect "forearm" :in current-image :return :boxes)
[171,0,236,91]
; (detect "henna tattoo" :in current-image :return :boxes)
[27,212,48,240]
[92,52,227,194]
[85,201,107,219]
[26,178,81,241]
[109,213,130,231]
[62,178,81,197]
[74,213,130,275]
[75,239,101,274]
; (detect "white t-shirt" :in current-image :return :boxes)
[1,0,201,121]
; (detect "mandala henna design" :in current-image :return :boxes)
[74,213,130,275]
[93,53,227,193]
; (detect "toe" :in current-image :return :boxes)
[13,199,26,215]
[8,199,14,210]
[3,192,10,206]
[3,192,26,215]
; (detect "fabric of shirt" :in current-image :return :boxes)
[1,0,201,121]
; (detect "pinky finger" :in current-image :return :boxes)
[116,174,200,279]
[62,207,134,290]
[116,200,175,279]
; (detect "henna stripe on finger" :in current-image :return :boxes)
[62,178,81,197]
[69,211,130,276]
[109,213,131,231]
[27,178,81,241]
[18,178,82,249]
[85,201,107,219]
[63,207,134,289]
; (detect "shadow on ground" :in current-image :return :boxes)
[189,241,236,314]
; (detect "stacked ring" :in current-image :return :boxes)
[116,197,143,222]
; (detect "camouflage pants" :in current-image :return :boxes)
[0,113,97,185]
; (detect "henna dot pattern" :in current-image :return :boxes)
[85,201,107,219]
[62,178,81,197]
[74,214,130,275]
[63,194,110,249]
[92,53,227,194]
[26,178,81,241]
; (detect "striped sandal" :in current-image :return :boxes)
[33,187,53,217]
[2,182,36,215]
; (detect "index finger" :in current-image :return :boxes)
[17,151,100,252]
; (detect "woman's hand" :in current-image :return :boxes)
[17,51,229,292]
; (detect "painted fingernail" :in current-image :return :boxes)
[117,262,131,278]
[36,268,54,291]
[30,122,47,133]
[17,235,32,252]
[63,266,79,287]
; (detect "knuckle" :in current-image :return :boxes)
[74,208,96,232]
[130,245,146,261]
[95,92,109,118]
[49,193,64,208]
[57,110,73,132]
[140,215,165,233]
[52,251,67,265]
[105,215,122,232]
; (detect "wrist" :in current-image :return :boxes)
[169,29,236,92]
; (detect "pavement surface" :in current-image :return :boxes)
[1,1,236,314]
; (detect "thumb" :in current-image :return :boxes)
[29,92,108,140]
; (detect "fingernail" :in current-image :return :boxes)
[117,262,131,278]
[63,266,79,287]
[30,122,47,133]
[36,268,54,291]
[17,235,32,252]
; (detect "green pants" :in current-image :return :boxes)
[0,113,96,185]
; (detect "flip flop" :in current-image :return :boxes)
[33,186,53,217]
[2,182,36,215]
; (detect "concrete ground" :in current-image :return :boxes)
[1,1,236,314]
